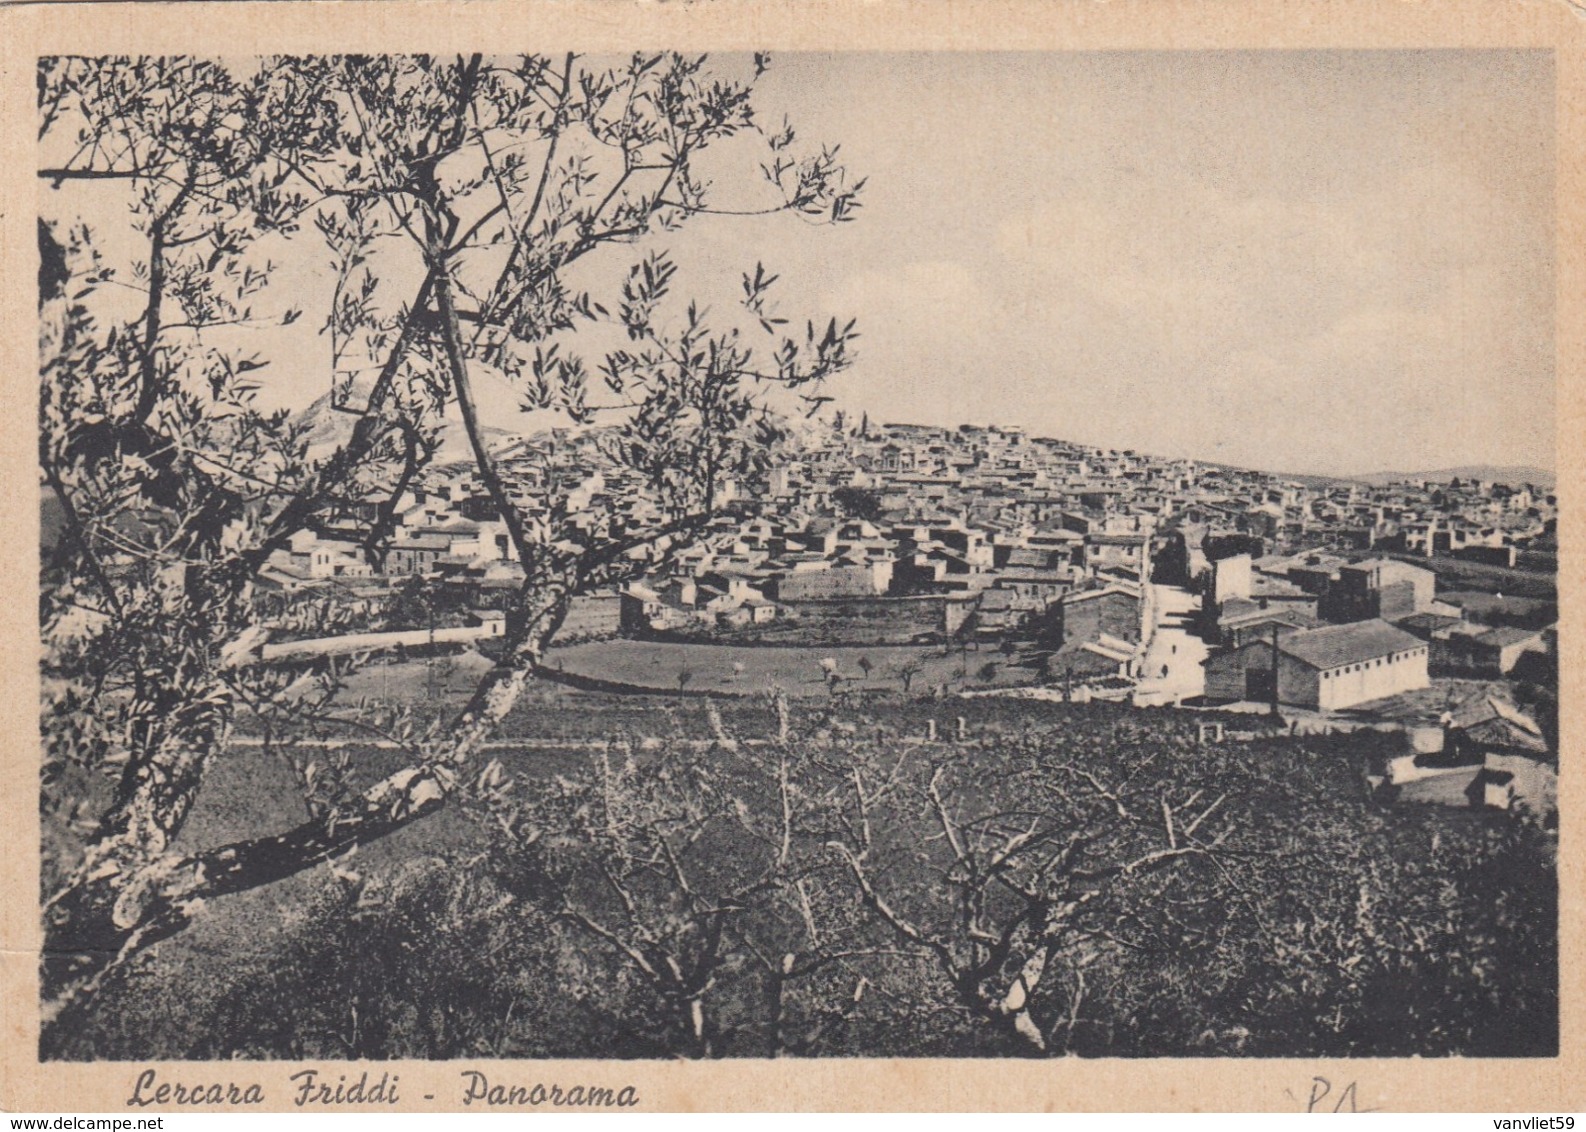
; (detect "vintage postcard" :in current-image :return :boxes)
[1,0,1581,1114]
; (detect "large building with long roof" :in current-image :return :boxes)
[1204,618,1429,711]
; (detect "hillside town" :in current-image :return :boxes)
[256,414,1558,813]
[35,47,1563,1075]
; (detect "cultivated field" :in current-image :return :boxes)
[545,638,1040,697]
[57,689,1552,1062]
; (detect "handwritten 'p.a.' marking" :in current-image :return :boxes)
[1282,1077,1381,1113]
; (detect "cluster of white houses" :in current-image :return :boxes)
[255,412,1554,721]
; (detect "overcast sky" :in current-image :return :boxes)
[686,50,1555,477]
[45,50,1555,479]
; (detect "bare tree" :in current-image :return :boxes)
[484,698,813,1055]
[466,695,911,1057]
[823,736,1233,1052]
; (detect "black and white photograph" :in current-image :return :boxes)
[18,17,1572,1106]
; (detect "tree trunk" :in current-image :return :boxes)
[767,955,793,1057]
[995,946,1051,1051]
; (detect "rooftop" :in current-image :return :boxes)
[1473,626,1545,648]
[1277,619,1425,671]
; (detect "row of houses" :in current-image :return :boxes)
[252,412,1553,718]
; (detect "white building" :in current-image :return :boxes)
[1205,619,1429,711]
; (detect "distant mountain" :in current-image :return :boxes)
[1350,465,1555,489]
[296,377,524,465]
[1188,460,1358,490]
